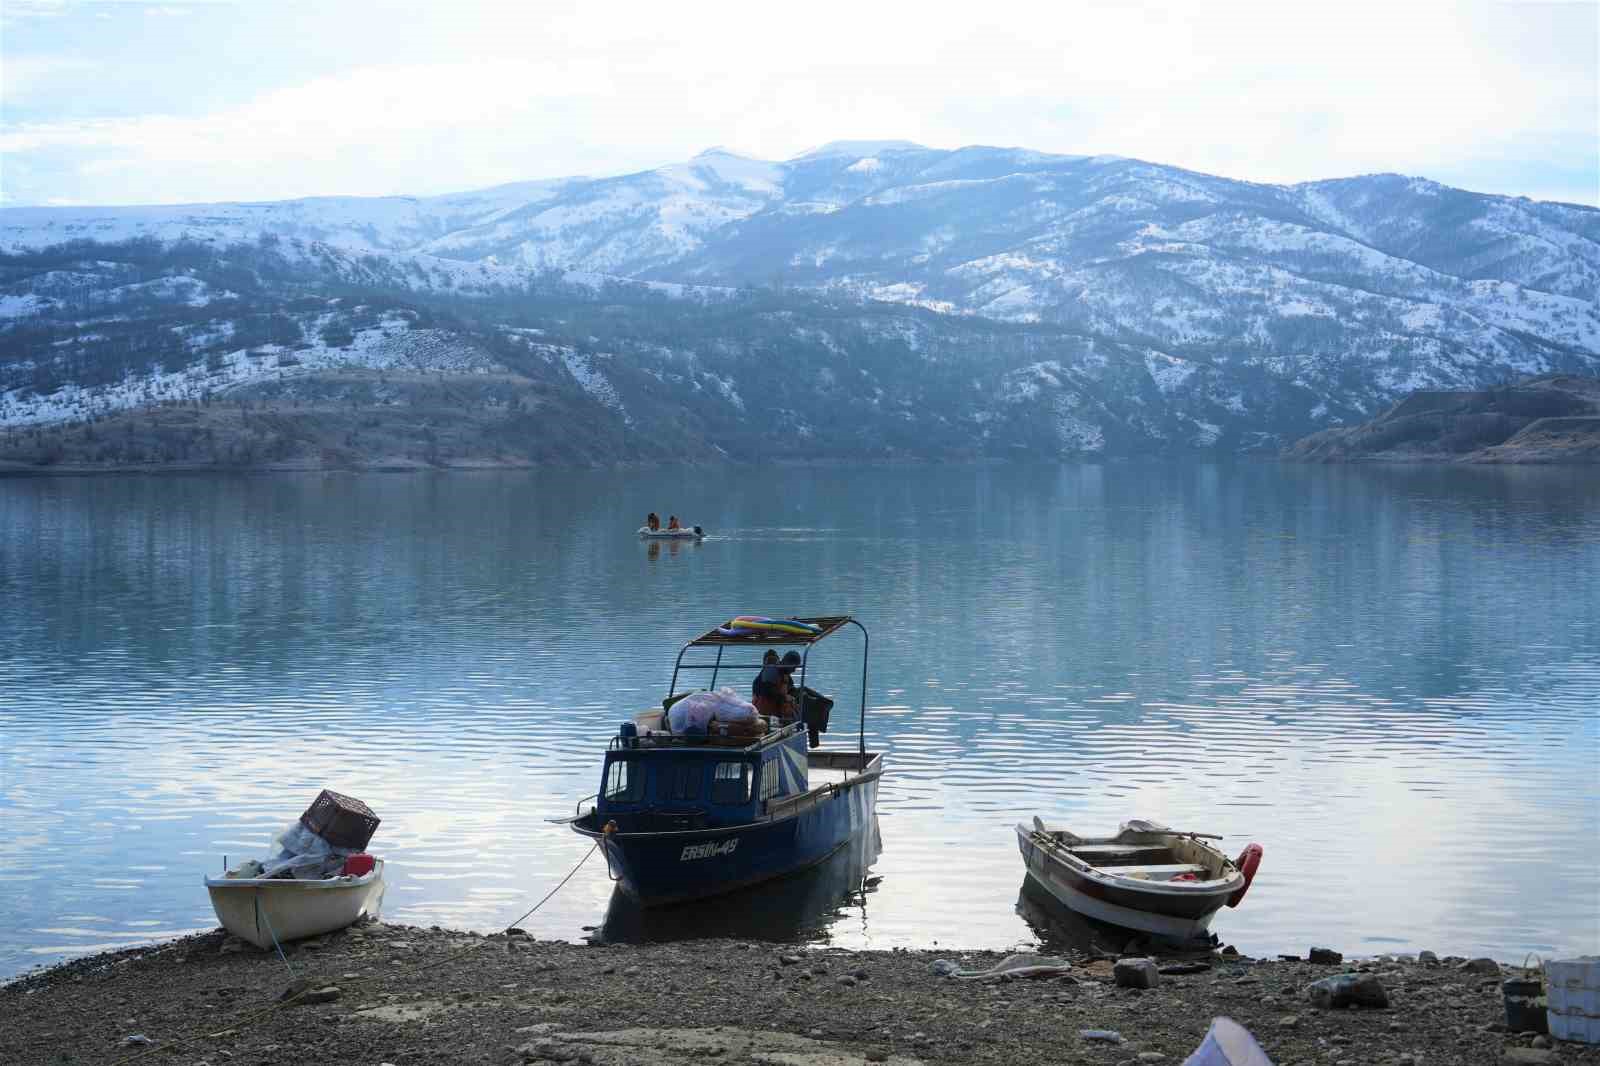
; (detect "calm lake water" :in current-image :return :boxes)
[2,462,1598,979]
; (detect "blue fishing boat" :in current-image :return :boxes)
[571,615,882,906]
[597,814,882,943]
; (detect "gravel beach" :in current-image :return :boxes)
[5,923,1595,1066]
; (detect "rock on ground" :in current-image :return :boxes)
[1114,957,1160,990]
[1307,972,1390,1009]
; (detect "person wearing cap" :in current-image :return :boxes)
[753,650,802,723]
[751,649,779,699]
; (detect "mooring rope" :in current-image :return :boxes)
[256,892,296,978]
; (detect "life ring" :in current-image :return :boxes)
[1226,843,1263,908]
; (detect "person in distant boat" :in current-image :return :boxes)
[646,513,660,531]
[667,515,682,531]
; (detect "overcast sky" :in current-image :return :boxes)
[2,0,1596,208]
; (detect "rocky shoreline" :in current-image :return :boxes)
[5,924,1594,1066]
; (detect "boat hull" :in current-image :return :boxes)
[204,861,386,949]
[1016,825,1230,941]
[578,755,880,906]
[599,815,882,942]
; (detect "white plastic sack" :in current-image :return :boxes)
[947,953,1072,981]
[668,687,758,733]
[1182,1018,1274,1066]
[257,820,355,878]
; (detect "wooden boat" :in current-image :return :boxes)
[204,861,386,949]
[571,615,881,906]
[638,525,704,540]
[1016,818,1261,942]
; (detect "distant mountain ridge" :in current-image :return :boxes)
[2,143,1597,467]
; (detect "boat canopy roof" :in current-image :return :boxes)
[687,615,855,647]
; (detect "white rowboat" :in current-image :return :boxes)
[204,861,386,949]
[1016,818,1261,942]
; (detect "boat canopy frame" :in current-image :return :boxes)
[667,615,870,760]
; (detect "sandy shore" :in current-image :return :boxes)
[5,924,1594,1066]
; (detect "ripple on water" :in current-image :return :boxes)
[3,464,1599,977]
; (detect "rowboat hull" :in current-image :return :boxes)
[204,861,386,949]
[1016,823,1240,942]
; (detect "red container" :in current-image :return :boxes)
[341,853,376,877]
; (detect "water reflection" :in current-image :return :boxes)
[2,463,1598,979]
[597,818,882,946]
[1016,876,1173,958]
[645,539,701,562]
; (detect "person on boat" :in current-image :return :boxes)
[753,651,802,723]
[751,650,780,703]
[667,515,681,531]
[646,513,660,531]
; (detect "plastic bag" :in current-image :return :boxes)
[1182,1018,1274,1066]
[668,687,757,733]
[257,820,356,878]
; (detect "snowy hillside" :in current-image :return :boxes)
[2,143,1597,463]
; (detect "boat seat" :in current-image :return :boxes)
[1112,863,1209,881]
[1071,844,1173,863]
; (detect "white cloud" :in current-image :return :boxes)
[1,54,98,105]
[0,0,1593,205]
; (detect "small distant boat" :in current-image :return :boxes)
[1016,818,1261,942]
[638,525,704,540]
[204,862,386,949]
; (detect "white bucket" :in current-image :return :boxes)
[1546,956,1600,1045]
[1182,1017,1275,1066]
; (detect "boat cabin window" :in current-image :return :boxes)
[711,761,751,804]
[758,755,781,802]
[664,762,701,803]
[604,758,644,803]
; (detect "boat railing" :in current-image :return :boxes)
[607,720,804,752]
[765,788,830,820]
[765,756,881,819]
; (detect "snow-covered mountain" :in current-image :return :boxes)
[2,144,1597,463]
